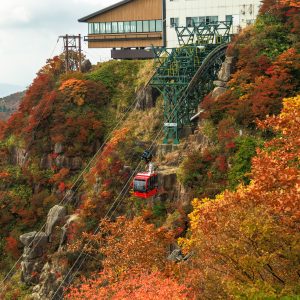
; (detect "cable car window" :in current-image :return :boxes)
[149,177,153,190]
[134,179,147,192]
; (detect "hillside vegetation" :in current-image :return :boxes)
[0,0,299,299]
[0,91,24,120]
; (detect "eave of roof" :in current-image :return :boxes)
[78,0,133,22]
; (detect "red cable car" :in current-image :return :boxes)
[133,172,158,199]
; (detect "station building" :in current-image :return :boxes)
[79,0,261,59]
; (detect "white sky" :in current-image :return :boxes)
[0,0,119,89]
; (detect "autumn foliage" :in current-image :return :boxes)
[179,95,300,298]
[66,271,191,300]
[66,217,192,299]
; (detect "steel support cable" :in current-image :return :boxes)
[61,45,227,290]
[52,160,145,300]
[0,93,140,289]
[56,46,231,298]
[51,50,221,296]
[49,38,61,60]
[52,125,165,300]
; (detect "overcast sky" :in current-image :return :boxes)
[0,0,118,93]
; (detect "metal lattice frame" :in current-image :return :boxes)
[175,21,232,46]
[151,21,232,144]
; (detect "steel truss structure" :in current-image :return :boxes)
[151,21,232,144]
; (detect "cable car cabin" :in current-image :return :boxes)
[133,172,158,199]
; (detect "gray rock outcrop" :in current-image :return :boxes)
[10,147,28,166]
[54,143,63,154]
[211,56,236,99]
[20,231,48,284]
[135,85,160,110]
[81,59,92,73]
[45,205,67,237]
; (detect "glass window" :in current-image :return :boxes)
[210,16,218,24]
[100,22,106,33]
[124,21,130,32]
[88,23,93,34]
[106,22,111,33]
[198,17,205,25]
[191,17,198,26]
[156,20,162,31]
[133,179,146,192]
[170,18,179,27]
[118,22,124,33]
[226,15,233,24]
[149,20,156,32]
[137,21,143,32]
[91,19,164,34]
[143,20,149,32]
[94,23,100,34]
[130,21,137,32]
[186,17,192,27]
[112,22,118,33]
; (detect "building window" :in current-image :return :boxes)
[118,22,124,33]
[130,21,137,32]
[88,20,162,34]
[149,20,156,32]
[209,16,218,24]
[186,16,218,27]
[156,20,162,31]
[143,20,149,32]
[88,23,93,34]
[192,17,199,26]
[226,15,233,23]
[95,23,100,34]
[137,21,143,32]
[112,22,118,33]
[124,21,131,32]
[170,17,179,27]
[106,22,112,33]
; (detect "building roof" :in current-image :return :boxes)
[78,0,134,22]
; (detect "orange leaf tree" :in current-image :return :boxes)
[66,271,192,300]
[179,95,300,299]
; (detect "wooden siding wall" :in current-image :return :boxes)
[88,0,162,22]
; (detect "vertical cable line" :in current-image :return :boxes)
[0,90,140,289]
[51,46,226,296]
[51,125,165,300]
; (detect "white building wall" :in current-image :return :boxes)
[165,0,261,48]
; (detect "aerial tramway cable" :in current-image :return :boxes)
[51,46,231,298]
[52,125,166,300]
[0,84,141,290]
